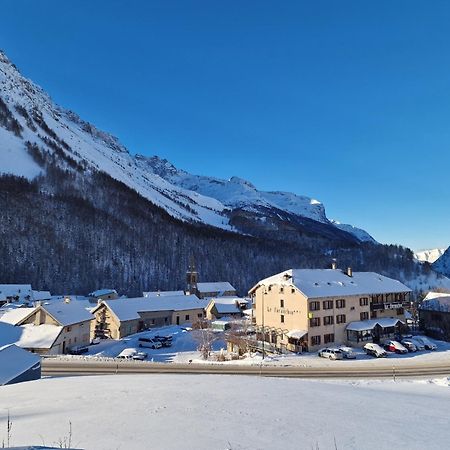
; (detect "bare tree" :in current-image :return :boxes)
[191,319,221,360]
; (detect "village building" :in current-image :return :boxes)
[0,284,34,306]
[185,261,237,298]
[88,289,119,302]
[0,344,41,385]
[143,290,185,298]
[195,282,237,299]
[15,299,94,354]
[419,291,450,340]
[91,295,207,339]
[249,267,412,353]
[205,297,249,320]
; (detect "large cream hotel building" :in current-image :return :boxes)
[249,267,412,352]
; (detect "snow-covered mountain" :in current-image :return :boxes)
[433,247,450,278]
[415,248,446,264]
[0,50,374,245]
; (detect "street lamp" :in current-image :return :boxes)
[262,288,266,360]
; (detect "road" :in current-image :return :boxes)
[42,358,450,379]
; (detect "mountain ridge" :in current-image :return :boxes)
[0,49,374,245]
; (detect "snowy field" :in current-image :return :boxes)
[1,374,450,449]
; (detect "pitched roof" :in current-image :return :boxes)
[16,324,62,349]
[102,295,207,322]
[251,269,412,298]
[0,284,33,301]
[421,292,450,312]
[346,317,404,331]
[0,344,40,385]
[196,282,236,294]
[41,300,93,326]
[210,298,242,314]
[0,308,36,325]
[88,289,117,297]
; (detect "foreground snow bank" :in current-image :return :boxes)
[0,375,449,449]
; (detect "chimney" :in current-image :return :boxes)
[347,267,353,277]
[331,260,337,270]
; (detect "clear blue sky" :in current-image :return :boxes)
[1,1,449,251]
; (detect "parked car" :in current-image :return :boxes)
[363,343,387,358]
[154,335,173,347]
[132,351,148,360]
[68,345,89,355]
[408,337,425,351]
[116,348,138,359]
[138,337,163,349]
[338,346,356,359]
[400,339,417,352]
[318,348,343,360]
[414,336,437,350]
[383,340,408,354]
[90,337,102,345]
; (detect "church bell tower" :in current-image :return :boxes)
[186,256,198,295]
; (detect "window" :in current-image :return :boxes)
[310,317,321,327]
[360,311,369,321]
[397,308,404,316]
[185,315,190,321]
[336,314,346,324]
[324,316,334,326]
[336,299,346,309]
[371,311,377,319]
[360,297,369,306]
[323,300,333,310]
[311,335,321,346]
[164,317,168,323]
[281,314,285,323]
[280,287,284,294]
[198,313,203,318]
[291,288,295,294]
[74,337,77,343]
[66,326,72,332]
[310,301,320,311]
[280,299,284,308]
[324,333,334,344]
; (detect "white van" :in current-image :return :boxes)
[116,348,138,359]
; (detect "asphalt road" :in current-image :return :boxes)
[42,358,450,379]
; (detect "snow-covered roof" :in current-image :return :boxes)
[286,329,307,339]
[251,269,412,298]
[421,292,450,312]
[32,290,52,301]
[41,300,93,326]
[0,307,36,325]
[0,344,40,385]
[209,298,242,314]
[143,290,185,298]
[88,289,118,297]
[0,284,33,301]
[346,318,404,332]
[102,295,207,322]
[16,324,62,349]
[197,282,236,294]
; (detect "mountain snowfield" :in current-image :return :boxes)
[0,50,373,243]
[415,248,446,264]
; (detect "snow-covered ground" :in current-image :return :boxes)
[1,374,450,449]
[77,326,450,368]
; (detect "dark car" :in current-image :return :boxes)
[68,345,89,355]
[154,335,173,347]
